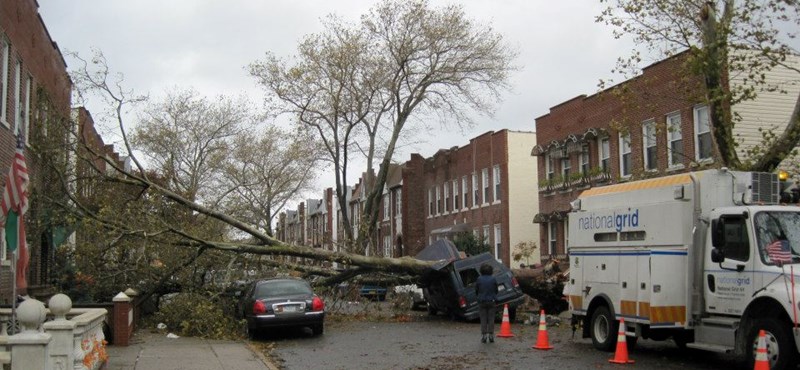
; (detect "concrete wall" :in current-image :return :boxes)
[506,131,539,268]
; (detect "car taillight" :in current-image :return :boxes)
[312,296,324,312]
[511,277,519,288]
[459,296,467,308]
[253,300,267,315]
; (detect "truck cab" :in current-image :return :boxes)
[565,169,800,369]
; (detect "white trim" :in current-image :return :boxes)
[493,165,501,203]
[618,132,631,178]
[693,104,713,162]
[0,39,8,128]
[598,137,610,172]
[642,119,657,171]
[666,111,683,168]
[13,59,21,135]
[493,224,502,261]
[24,75,31,146]
[481,168,489,205]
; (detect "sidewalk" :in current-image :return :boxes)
[106,331,278,370]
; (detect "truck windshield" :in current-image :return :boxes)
[754,211,800,266]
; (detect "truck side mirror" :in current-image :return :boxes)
[711,247,725,263]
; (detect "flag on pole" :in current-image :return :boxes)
[0,139,29,291]
[767,239,793,266]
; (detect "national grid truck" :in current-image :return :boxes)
[565,168,800,369]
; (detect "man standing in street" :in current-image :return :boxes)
[475,263,498,343]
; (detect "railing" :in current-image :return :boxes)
[0,293,109,370]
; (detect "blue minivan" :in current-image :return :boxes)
[418,241,525,321]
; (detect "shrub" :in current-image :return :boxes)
[153,293,244,340]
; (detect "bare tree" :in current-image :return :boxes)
[250,0,518,254]
[220,125,322,236]
[597,0,800,171]
[132,88,251,203]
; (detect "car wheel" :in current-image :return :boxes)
[508,306,517,323]
[427,304,438,316]
[246,325,259,340]
[745,318,797,370]
[312,324,324,336]
[590,305,617,352]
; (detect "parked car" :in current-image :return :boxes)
[393,284,427,309]
[238,278,325,338]
[359,285,387,301]
[417,240,525,321]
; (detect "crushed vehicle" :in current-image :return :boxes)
[416,239,525,321]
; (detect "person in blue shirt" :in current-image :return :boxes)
[475,263,498,343]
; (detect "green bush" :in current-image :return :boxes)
[153,293,244,340]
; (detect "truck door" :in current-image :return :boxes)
[704,212,755,315]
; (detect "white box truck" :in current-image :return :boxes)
[565,168,800,369]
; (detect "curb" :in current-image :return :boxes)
[244,341,282,370]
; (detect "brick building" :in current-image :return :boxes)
[0,0,72,301]
[404,130,539,267]
[533,51,800,263]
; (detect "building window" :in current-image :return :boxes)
[384,235,392,258]
[13,60,21,135]
[395,189,402,216]
[462,176,469,209]
[0,39,8,127]
[694,105,712,161]
[436,186,441,215]
[619,132,632,178]
[546,153,554,180]
[453,180,459,210]
[444,183,450,213]
[599,137,610,172]
[561,157,571,180]
[23,75,30,145]
[482,168,489,204]
[428,188,434,216]
[548,222,557,256]
[493,165,501,202]
[667,112,683,168]
[483,225,490,245]
[642,119,657,171]
[383,194,390,220]
[493,224,502,261]
[579,144,590,175]
[472,172,479,207]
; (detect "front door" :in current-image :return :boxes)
[704,212,755,315]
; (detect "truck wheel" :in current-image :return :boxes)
[590,306,617,352]
[746,318,798,370]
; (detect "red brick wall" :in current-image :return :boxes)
[0,0,71,301]
[406,130,514,266]
[535,52,706,260]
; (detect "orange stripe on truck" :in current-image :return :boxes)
[620,300,637,316]
[649,305,686,325]
[581,174,692,197]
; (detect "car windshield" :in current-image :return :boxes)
[754,211,800,265]
[256,280,312,297]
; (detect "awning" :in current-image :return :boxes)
[529,127,608,157]
[533,211,570,223]
[430,223,471,235]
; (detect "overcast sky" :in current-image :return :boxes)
[37,0,636,193]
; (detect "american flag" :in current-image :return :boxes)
[0,137,29,291]
[767,239,793,265]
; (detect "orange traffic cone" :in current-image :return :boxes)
[496,304,514,338]
[531,309,553,350]
[753,329,770,370]
[609,318,635,364]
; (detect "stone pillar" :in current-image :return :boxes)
[43,294,76,370]
[123,288,139,332]
[9,298,51,370]
[112,292,132,346]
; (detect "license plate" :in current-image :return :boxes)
[276,305,300,313]
[498,284,506,291]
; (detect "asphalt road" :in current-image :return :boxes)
[254,309,746,370]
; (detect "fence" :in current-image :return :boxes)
[0,289,138,370]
